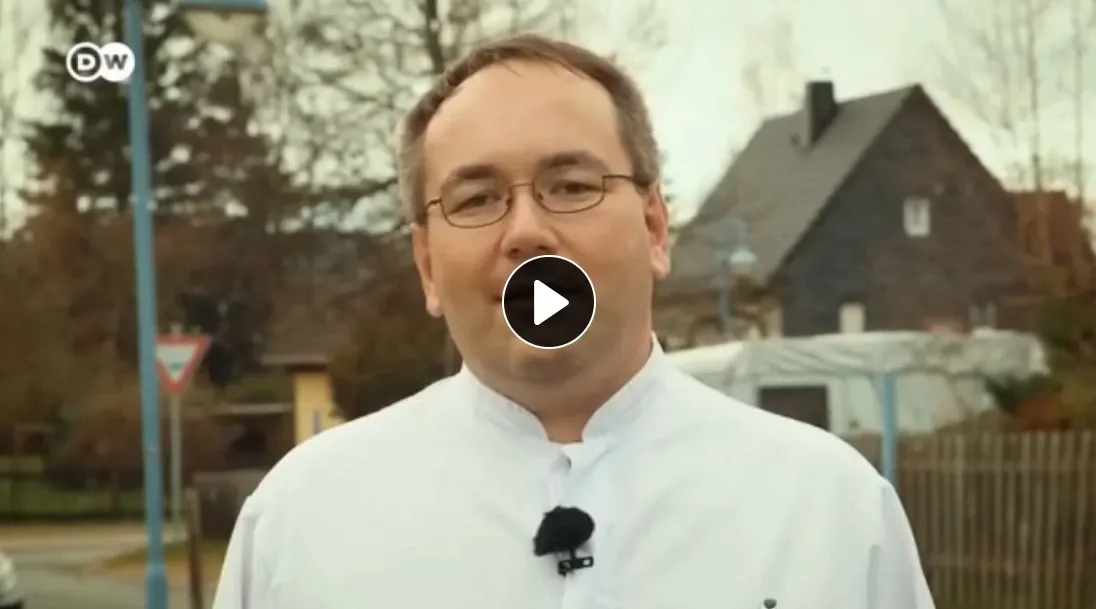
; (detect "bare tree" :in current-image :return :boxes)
[0,3,38,237]
[739,3,808,122]
[655,5,802,345]
[239,0,666,232]
[935,0,1095,195]
[1067,0,1092,203]
[934,0,1096,425]
[932,0,1096,303]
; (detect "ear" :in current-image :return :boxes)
[644,183,671,280]
[411,223,443,317]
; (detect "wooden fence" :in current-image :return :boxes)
[846,431,1096,609]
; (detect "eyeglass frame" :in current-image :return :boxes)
[421,172,647,229]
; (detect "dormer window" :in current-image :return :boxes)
[904,197,931,237]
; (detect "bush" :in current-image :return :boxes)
[983,374,1060,416]
[328,266,449,421]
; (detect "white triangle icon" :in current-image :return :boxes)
[156,343,201,384]
[533,280,568,325]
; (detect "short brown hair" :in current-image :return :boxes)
[397,34,660,224]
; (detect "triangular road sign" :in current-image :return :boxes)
[155,335,211,396]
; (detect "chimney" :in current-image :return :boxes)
[801,81,837,146]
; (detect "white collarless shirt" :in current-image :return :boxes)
[212,344,934,609]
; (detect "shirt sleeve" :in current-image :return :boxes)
[867,480,935,609]
[211,495,274,609]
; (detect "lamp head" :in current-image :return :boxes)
[727,247,757,275]
[177,0,269,50]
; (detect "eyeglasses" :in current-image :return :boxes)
[424,167,640,229]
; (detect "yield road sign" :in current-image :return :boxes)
[155,335,210,396]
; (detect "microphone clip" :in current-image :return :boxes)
[557,549,594,575]
[533,505,596,576]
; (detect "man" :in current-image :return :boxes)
[212,34,935,609]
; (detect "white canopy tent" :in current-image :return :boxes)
[666,330,1047,436]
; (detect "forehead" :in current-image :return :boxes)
[422,60,628,184]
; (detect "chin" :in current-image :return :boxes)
[506,337,584,382]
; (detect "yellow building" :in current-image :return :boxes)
[263,345,345,446]
[289,364,345,444]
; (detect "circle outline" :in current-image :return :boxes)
[501,254,597,351]
[65,42,104,83]
[97,42,136,83]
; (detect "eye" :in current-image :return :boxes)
[548,178,600,198]
[451,190,501,212]
[559,181,597,194]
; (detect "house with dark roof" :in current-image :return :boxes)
[656,81,1031,348]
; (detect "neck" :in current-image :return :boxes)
[477,331,654,444]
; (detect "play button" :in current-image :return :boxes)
[502,255,596,349]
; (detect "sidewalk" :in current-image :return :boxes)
[88,554,223,593]
[19,563,210,609]
[0,522,144,539]
[1,522,185,549]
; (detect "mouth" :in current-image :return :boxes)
[503,273,584,300]
[497,285,583,311]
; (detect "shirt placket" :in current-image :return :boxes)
[550,440,615,609]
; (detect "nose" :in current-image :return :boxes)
[499,187,559,261]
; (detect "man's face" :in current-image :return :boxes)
[412,60,669,383]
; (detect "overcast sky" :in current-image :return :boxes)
[1,0,1092,227]
[602,0,931,205]
[599,0,1094,208]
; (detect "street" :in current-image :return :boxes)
[5,525,206,609]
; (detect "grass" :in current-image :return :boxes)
[0,457,146,517]
[0,476,144,516]
[0,456,44,474]
[91,538,228,589]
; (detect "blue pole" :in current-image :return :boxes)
[123,2,168,608]
[717,269,731,336]
[879,372,898,485]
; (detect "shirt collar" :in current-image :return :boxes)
[459,337,670,445]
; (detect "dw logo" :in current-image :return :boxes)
[65,42,136,83]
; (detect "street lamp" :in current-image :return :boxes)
[178,0,271,60]
[728,246,758,274]
[123,2,270,609]
[716,219,756,337]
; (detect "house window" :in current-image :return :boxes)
[839,302,865,333]
[904,197,931,237]
[969,302,998,329]
[758,386,831,430]
[765,304,784,337]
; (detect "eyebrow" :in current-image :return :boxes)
[440,164,499,191]
[438,150,612,192]
[538,150,611,173]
